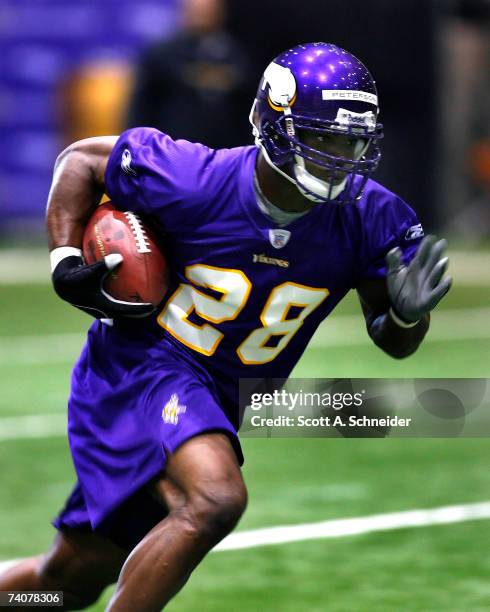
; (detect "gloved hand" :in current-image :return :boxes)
[386,235,452,325]
[51,247,155,319]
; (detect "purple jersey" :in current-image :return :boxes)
[104,128,422,397]
[58,127,422,533]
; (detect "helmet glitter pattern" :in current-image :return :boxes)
[250,42,384,204]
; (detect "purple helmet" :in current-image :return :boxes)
[250,42,383,203]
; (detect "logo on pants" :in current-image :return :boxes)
[162,394,187,425]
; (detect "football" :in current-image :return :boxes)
[83,201,168,306]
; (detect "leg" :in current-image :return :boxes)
[108,432,247,611]
[0,529,127,610]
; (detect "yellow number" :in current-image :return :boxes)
[236,282,329,364]
[158,264,251,356]
[158,266,328,364]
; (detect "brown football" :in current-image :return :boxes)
[83,201,168,306]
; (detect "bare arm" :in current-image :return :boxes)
[357,277,429,359]
[46,136,118,250]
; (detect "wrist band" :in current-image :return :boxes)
[389,307,420,329]
[50,246,83,273]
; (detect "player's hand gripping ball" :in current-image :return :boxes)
[52,202,168,320]
[83,202,168,307]
[386,235,452,324]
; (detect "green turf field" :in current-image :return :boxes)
[1,249,489,611]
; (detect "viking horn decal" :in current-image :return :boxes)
[262,62,297,108]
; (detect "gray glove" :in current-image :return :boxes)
[386,235,452,324]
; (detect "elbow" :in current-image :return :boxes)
[53,143,87,176]
[53,146,70,171]
[54,140,90,166]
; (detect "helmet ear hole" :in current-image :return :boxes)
[264,122,290,155]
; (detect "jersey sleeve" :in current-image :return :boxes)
[360,194,424,280]
[104,127,213,231]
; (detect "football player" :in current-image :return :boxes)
[0,43,451,610]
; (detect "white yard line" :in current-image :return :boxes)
[214,501,490,552]
[0,250,50,284]
[1,501,490,572]
[0,413,66,441]
[0,559,20,573]
[0,332,85,365]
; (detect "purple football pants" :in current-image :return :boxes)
[54,320,242,551]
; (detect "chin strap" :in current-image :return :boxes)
[293,155,347,202]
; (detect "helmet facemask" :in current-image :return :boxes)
[251,101,383,204]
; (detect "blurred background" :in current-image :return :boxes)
[1,1,490,611]
[0,0,489,238]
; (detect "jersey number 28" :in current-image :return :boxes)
[158,264,329,365]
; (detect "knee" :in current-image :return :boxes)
[184,481,248,543]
